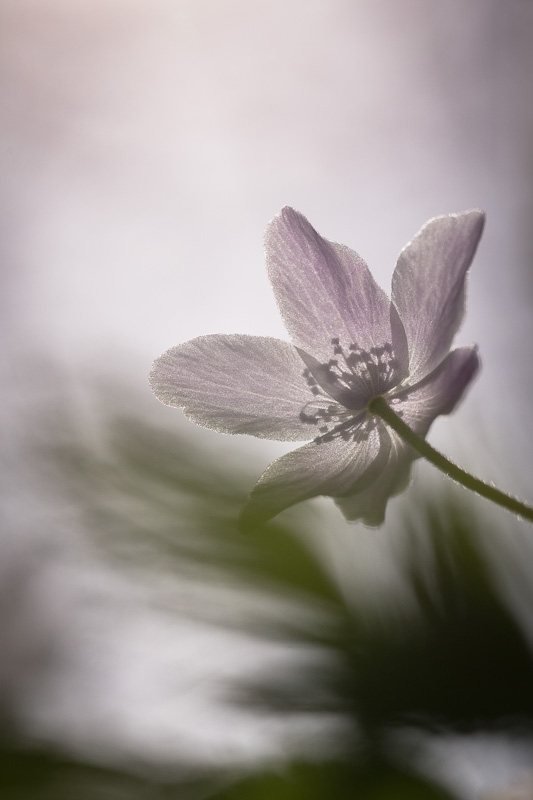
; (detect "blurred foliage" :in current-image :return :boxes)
[3,376,533,797]
[208,758,460,800]
[0,745,185,800]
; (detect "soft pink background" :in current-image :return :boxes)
[2,1,533,792]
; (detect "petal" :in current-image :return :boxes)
[392,345,480,436]
[392,210,485,382]
[335,431,414,525]
[266,207,409,378]
[150,334,316,441]
[242,422,388,522]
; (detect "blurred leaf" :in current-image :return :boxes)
[207,758,459,800]
[0,743,194,800]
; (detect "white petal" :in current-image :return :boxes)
[335,432,414,525]
[150,335,315,441]
[266,207,409,379]
[393,346,480,435]
[242,422,388,522]
[392,211,485,382]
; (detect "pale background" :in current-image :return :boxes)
[2,1,533,795]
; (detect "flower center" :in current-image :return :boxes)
[299,337,401,443]
[327,337,400,394]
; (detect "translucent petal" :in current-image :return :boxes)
[392,210,485,382]
[266,207,409,378]
[242,421,388,522]
[150,334,315,441]
[335,430,413,525]
[393,345,480,435]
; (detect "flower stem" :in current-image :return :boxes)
[369,396,533,524]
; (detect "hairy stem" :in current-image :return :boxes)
[369,396,533,524]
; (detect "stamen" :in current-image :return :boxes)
[300,337,403,442]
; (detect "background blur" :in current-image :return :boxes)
[2,1,533,798]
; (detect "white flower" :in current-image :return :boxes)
[151,208,484,524]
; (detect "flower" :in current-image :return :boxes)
[150,207,484,525]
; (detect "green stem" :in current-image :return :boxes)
[369,396,533,524]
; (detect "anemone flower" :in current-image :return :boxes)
[150,208,484,524]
